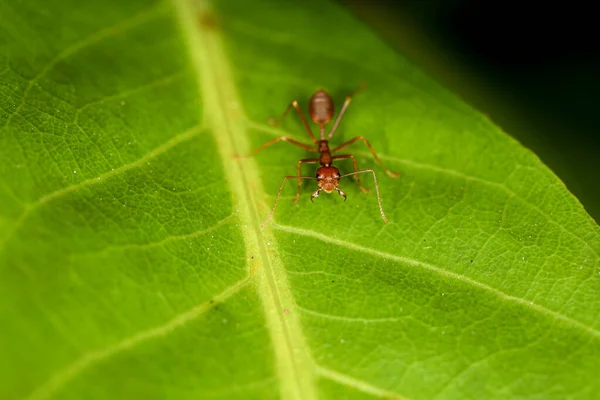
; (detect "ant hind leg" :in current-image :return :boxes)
[269,100,318,143]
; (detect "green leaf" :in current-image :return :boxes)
[1,0,599,399]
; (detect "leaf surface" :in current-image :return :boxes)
[1,0,599,399]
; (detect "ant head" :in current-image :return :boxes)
[316,166,341,193]
[309,89,334,125]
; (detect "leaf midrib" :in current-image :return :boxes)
[173,0,318,399]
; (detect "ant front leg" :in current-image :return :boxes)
[332,154,370,193]
[331,136,401,178]
[294,158,319,203]
[262,175,317,228]
[340,169,390,224]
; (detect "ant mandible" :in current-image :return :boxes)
[242,84,400,228]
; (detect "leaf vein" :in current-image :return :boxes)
[298,305,407,324]
[0,124,203,251]
[2,3,168,130]
[26,275,252,400]
[274,223,600,339]
[70,214,234,257]
[72,70,187,126]
[316,365,410,400]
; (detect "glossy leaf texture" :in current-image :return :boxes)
[1,0,599,399]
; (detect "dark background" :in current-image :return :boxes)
[342,0,600,222]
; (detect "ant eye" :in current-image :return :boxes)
[316,174,321,179]
[334,174,340,179]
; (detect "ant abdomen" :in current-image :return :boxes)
[309,89,334,125]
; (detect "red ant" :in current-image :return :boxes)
[242,85,400,228]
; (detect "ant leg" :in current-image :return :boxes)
[294,158,319,203]
[331,136,401,178]
[327,82,366,140]
[236,136,317,159]
[340,169,389,224]
[332,154,370,193]
[262,175,317,229]
[269,100,318,143]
